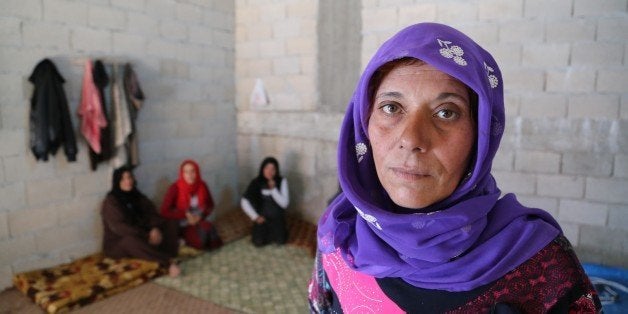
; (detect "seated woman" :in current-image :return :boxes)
[241,157,289,247]
[308,23,601,313]
[101,166,180,277]
[160,159,222,250]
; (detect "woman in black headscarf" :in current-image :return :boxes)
[241,157,290,246]
[101,166,181,277]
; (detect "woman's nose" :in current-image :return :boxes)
[398,112,430,152]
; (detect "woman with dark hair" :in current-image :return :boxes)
[101,166,180,277]
[308,23,600,313]
[241,157,290,246]
[160,159,222,250]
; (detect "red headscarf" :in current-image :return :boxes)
[175,159,211,211]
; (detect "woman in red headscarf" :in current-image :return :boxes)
[160,160,222,250]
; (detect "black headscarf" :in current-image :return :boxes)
[243,157,283,210]
[109,166,149,229]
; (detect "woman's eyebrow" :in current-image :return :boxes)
[375,91,403,99]
[435,92,468,102]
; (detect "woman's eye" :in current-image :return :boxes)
[435,108,459,120]
[380,103,400,115]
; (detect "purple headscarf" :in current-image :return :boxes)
[317,23,561,292]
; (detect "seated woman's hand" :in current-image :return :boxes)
[185,212,201,225]
[255,216,266,224]
[148,228,162,245]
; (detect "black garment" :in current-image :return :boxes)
[251,193,287,246]
[243,157,283,210]
[28,59,77,162]
[88,60,113,171]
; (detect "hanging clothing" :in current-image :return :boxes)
[28,58,77,162]
[241,157,290,246]
[309,22,601,312]
[123,63,144,167]
[160,160,221,250]
[110,64,133,168]
[78,59,107,154]
[102,167,178,267]
[88,59,114,171]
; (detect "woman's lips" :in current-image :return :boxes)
[390,167,430,180]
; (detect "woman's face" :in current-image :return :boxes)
[119,171,134,192]
[262,163,276,180]
[367,62,475,209]
[182,163,197,185]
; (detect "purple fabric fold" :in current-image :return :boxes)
[317,22,561,292]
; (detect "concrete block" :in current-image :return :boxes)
[259,3,287,23]
[492,171,536,195]
[0,17,22,46]
[597,69,628,93]
[520,94,567,118]
[4,156,54,183]
[160,59,190,79]
[273,57,300,75]
[0,235,36,265]
[563,153,613,176]
[537,174,585,198]
[176,3,203,23]
[286,37,315,55]
[243,24,272,41]
[522,43,570,67]
[0,182,26,211]
[8,206,58,237]
[558,222,579,245]
[0,212,8,240]
[259,40,286,58]
[146,39,178,58]
[436,2,478,23]
[559,199,608,226]
[71,27,112,53]
[73,170,109,197]
[36,225,93,252]
[57,196,101,227]
[608,204,628,230]
[615,154,628,178]
[127,12,158,36]
[524,0,572,18]
[492,150,514,171]
[63,239,101,261]
[598,17,628,42]
[26,177,73,207]
[0,130,25,157]
[0,74,24,105]
[12,253,68,274]
[499,21,544,43]
[457,23,499,46]
[515,150,560,173]
[572,42,624,66]
[188,25,212,45]
[2,0,42,20]
[160,19,188,41]
[363,7,398,32]
[579,225,628,255]
[145,0,176,19]
[398,4,438,26]
[501,67,544,92]
[88,5,126,30]
[287,1,318,19]
[586,177,628,204]
[111,0,144,11]
[236,6,259,25]
[574,0,627,17]
[212,30,234,49]
[273,20,301,39]
[479,0,523,20]
[112,33,146,55]
[568,94,619,119]
[546,69,596,93]
[504,93,520,117]
[621,95,628,119]
[177,119,204,137]
[517,195,559,217]
[545,19,596,42]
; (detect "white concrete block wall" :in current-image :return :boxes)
[361,0,628,267]
[0,0,236,289]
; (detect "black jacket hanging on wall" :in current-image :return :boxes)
[28,59,78,162]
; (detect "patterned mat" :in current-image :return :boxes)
[155,236,314,313]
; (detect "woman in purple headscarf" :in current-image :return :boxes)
[308,23,600,313]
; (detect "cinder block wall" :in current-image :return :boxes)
[0,0,236,289]
[236,0,627,268]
